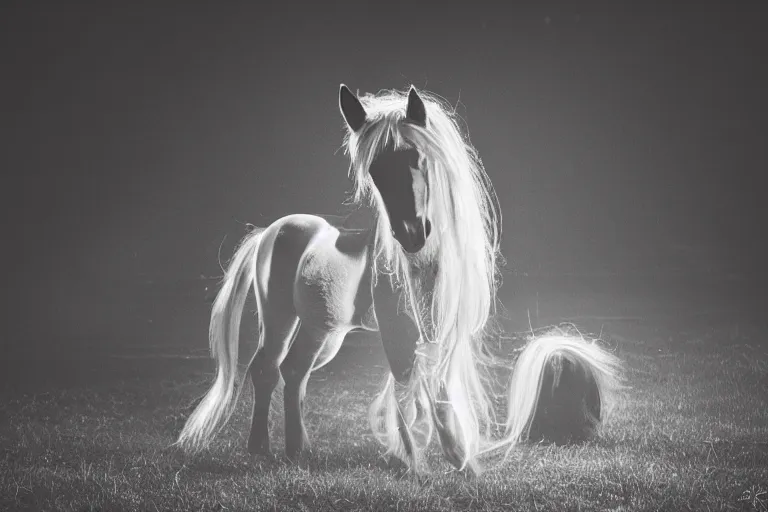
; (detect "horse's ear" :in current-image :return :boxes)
[405,86,427,127]
[339,84,367,133]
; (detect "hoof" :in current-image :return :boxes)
[285,446,311,463]
[460,458,482,479]
[385,455,425,482]
[397,465,428,485]
[408,469,429,486]
[443,447,482,478]
[248,442,272,457]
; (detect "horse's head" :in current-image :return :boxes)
[339,84,432,253]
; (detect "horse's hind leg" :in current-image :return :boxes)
[246,312,299,455]
[246,217,315,456]
[279,325,328,460]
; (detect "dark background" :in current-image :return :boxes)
[2,2,765,353]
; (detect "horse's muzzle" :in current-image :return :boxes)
[397,218,432,253]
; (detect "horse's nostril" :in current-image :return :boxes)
[424,219,432,238]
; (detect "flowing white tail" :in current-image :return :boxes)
[175,228,266,452]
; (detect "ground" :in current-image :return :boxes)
[1,275,767,511]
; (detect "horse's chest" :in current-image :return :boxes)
[294,241,372,329]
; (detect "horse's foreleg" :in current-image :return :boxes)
[373,279,421,472]
[429,384,481,477]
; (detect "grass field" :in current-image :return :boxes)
[2,277,767,511]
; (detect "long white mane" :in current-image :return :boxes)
[342,88,504,467]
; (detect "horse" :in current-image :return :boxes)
[175,84,623,476]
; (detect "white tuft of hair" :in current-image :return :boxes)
[485,330,625,460]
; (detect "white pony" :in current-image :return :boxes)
[176,84,623,476]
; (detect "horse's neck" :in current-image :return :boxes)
[369,240,441,339]
[404,259,440,343]
[334,224,375,257]
[411,259,438,298]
